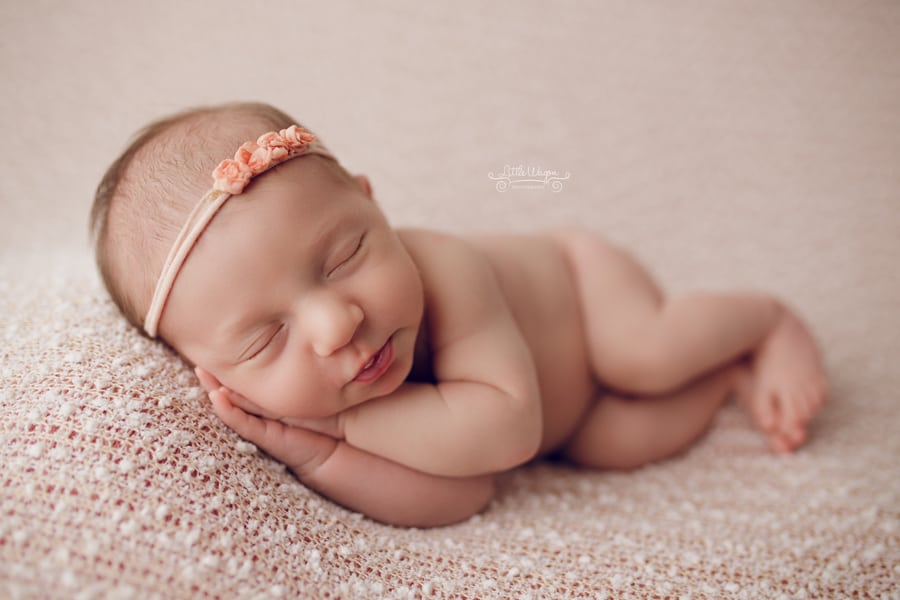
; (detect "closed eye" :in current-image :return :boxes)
[241,324,285,362]
[326,233,365,277]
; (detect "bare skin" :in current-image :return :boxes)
[160,156,827,526]
[746,310,829,452]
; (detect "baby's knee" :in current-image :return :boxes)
[598,341,683,395]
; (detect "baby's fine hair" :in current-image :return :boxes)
[90,101,347,333]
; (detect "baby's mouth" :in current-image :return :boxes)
[353,336,394,383]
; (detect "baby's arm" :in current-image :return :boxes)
[339,230,543,477]
[208,387,495,527]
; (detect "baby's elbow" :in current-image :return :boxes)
[430,476,496,527]
[519,413,544,465]
[385,475,496,528]
[504,392,543,468]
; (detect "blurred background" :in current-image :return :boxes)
[1,1,898,301]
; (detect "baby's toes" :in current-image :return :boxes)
[782,421,807,450]
[769,431,793,454]
[777,390,813,449]
[770,420,806,454]
[777,389,802,432]
[752,386,778,432]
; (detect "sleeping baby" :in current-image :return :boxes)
[91,102,827,527]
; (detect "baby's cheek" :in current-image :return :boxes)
[225,371,288,420]
[253,367,321,420]
[378,257,424,316]
[232,390,279,419]
[250,383,295,419]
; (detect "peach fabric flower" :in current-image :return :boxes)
[212,159,253,194]
[210,125,319,194]
[247,147,274,172]
[234,141,258,166]
[257,131,290,152]
[280,125,315,150]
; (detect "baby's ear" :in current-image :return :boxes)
[353,174,373,199]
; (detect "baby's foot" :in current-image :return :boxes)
[748,307,828,453]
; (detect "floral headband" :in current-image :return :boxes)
[143,124,334,337]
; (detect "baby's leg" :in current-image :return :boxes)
[555,229,827,453]
[555,229,780,396]
[561,364,749,470]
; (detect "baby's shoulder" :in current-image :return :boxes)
[396,227,506,322]
[396,228,490,280]
[396,227,564,285]
[395,227,455,249]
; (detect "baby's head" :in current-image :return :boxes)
[92,102,424,420]
[92,102,336,330]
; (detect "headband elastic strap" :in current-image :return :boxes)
[143,125,332,337]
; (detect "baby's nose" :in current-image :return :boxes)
[305,292,364,357]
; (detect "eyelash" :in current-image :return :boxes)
[327,233,365,277]
[243,233,366,362]
[245,325,284,361]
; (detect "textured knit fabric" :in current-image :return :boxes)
[2,2,899,598]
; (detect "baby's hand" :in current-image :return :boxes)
[195,367,340,476]
[194,367,344,439]
[194,367,268,416]
[195,368,497,527]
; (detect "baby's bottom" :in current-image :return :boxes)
[562,363,749,470]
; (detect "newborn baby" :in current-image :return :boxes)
[91,102,827,527]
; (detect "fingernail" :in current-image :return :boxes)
[194,367,210,390]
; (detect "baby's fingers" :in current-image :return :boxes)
[209,388,336,475]
[194,366,221,393]
[210,389,263,440]
[210,388,282,448]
